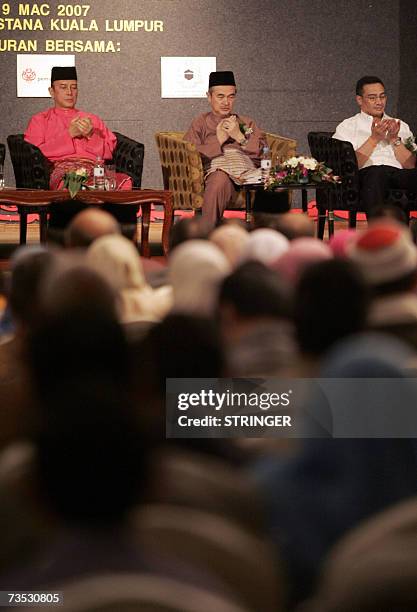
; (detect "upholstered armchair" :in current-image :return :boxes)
[155,131,297,221]
[7,132,144,189]
[111,132,145,188]
[6,133,144,243]
[308,131,417,238]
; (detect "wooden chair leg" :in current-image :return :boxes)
[317,207,326,240]
[328,210,335,238]
[161,196,174,257]
[19,208,27,244]
[245,189,252,224]
[140,202,151,258]
[348,210,357,229]
[301,188,308,213]
[39,209,49,243]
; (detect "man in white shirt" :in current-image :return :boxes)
[333,76,416,213]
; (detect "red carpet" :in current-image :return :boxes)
[0,206,39,224]
[2,200,414,225]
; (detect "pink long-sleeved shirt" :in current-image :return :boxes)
[24,107,116,162]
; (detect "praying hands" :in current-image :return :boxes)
[69,116,94,139]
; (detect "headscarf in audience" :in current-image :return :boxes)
[329,229,357,258]
[239,228,289,266]
[347,221,417,336]
[210,223,249,268]
[272,237,332,285]
[168,240,231,316]
[86,235,172,323]
[347,220,417,287]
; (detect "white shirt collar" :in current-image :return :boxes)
[360,110,390,122]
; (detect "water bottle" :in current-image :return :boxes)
[260,146,272,182]
[93,157,105,189]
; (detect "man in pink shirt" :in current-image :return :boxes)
[184,71,265,227]
[24,66,130,190]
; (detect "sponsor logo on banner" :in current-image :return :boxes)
[161,57,216,98]
[22,68,36,82]
[17,54,75,97]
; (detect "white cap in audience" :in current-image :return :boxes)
[348,220,417,285]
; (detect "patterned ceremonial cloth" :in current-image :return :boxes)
[49,157,132,191]
[206,147,257,183]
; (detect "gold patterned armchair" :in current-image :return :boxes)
[155,131,297,220]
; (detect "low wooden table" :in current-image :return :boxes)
[241,181,335,237]
[0,188,173,256]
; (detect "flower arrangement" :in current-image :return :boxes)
[62,167,89,198]
[264,156,340,190]
[404,136,417,155]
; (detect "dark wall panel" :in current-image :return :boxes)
[399,0,417,132]
[0,0,401,188]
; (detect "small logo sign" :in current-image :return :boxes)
[184,69,194,81]
[22,68,36,82]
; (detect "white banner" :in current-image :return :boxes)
[17,54,75,97]
[161,57,216,98]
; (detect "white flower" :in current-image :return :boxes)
[286,157,300,168]
[75,167,88,176]
[302,157,318,170]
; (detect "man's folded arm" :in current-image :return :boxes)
[393,144,416,169]
[184,120,223,159]
[84,118,117,159]
[355,138,379,168]
[333,120,375,169]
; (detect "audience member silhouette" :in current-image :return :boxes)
[65,208,121,249]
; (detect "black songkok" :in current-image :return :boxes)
[51,66,78,84]
[209,71,236,88]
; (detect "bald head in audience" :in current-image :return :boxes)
[65,208,121,248]
[253,212,315,240]
[169,216,210,251]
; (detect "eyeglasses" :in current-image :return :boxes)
[362,94,387,101]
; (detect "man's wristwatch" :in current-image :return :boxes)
[239,137,248,147]
[392,137,402,147]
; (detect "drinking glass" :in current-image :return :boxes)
[104,164,117,191]
[0,164,4,190]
